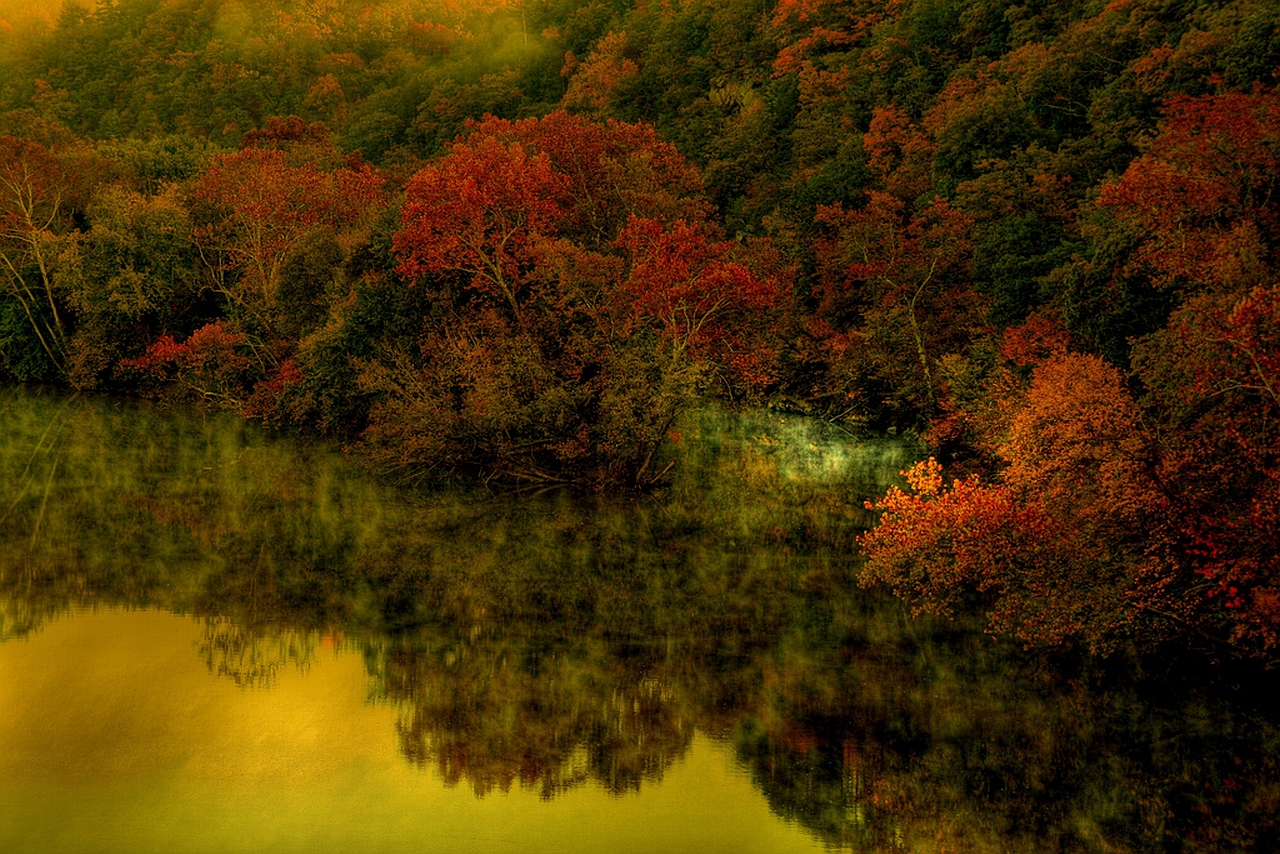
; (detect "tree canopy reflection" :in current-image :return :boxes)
[1,387,1278,852]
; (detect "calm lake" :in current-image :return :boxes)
[1,387,1277,853]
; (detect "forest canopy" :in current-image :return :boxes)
[1,0,1277,661]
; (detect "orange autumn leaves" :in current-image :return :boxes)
[862,317,1277,656]
[858,86,1280,658]
[860,352,1169,651]
[861,311,1277,658]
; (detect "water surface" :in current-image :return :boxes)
[1,388,1277,853]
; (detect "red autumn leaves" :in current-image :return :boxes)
[1099,88,1280,292]
[193,142,385,310]
[859,87,1280,657]
[392,112,785,385]
[395,135,564,318]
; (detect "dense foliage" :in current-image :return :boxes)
[1,0,1277,660]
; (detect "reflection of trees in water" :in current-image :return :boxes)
[3,388,1280,851]
[367,636,692,798]
[197,617,318,688]
[0,598,49,642]
[727,623,1280,853]
[0,387,865,800]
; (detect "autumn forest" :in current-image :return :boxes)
[1,0,1277,666]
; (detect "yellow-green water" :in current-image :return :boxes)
[0,607,820,854]
[2,387,1278,853]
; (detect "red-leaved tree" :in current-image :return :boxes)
[1098,87,1280,292]
[812,191,979,417]
[192,145,385,329]
[375,112,787,484]
[393,135,568,321]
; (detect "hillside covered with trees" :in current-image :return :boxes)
[1,0,1277,662]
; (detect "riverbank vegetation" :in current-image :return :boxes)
[1,0,1276,662]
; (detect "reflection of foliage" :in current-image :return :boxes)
[368,636,693,799]
[0,384,887,791]
[731,616,1280,853]
[2,388,1280,852]
[0,598,47,643]
[197,617,317,689]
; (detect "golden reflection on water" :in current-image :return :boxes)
[0,607,824,854]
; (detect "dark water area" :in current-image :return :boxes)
[1,386,1277,853]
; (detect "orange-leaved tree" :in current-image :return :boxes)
[858,455,1121,647]
[861,352,1185,652]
